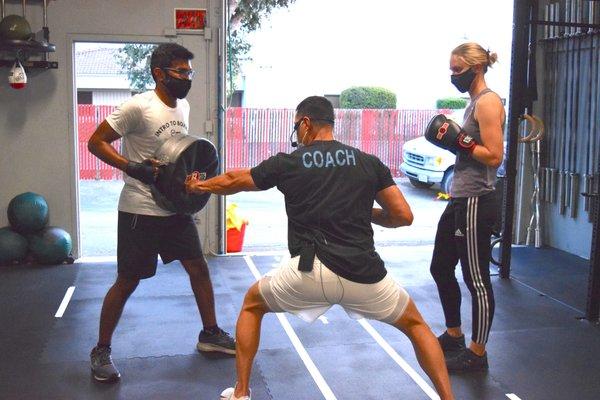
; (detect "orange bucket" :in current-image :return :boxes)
[226,223,246,253]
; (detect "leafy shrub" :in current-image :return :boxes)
[436,97,468,109]
[340,87,397,109]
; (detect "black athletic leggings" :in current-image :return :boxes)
[430,192,496,345]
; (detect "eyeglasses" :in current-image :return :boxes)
[293,119,303,132]
[162,67,196,80]
[293,117,334,131]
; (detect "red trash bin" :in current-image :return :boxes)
[226,223,247,253]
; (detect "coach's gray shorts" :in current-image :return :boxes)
[258,255,410,324]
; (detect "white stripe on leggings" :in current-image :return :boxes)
[466,198,481,342]
[467,197,489,344]
[473,197,485,343]
[471,197,488,343]
[465,199,475,338]
[473,196,491,343]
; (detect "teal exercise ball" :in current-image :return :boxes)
[29,227,72,265]
[8,192,49,234]
[0,15,33,41]
[0,227,28,265]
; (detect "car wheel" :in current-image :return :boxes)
[409,178,434,189]
[441,168,454,194]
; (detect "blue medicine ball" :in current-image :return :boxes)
[29,227,72,265]
[0,227,28,265]
[7,192,49,234]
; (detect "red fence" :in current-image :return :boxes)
[78,105,122,180]
[78,106,444,180]
[226,108,445,177]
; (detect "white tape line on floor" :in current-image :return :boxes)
[55,286,76,318]
[243,255,337,400]
[358,319,440,400]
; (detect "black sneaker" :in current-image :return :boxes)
[197,328,236,355]
[437,332,466,355]
[446,348,488,372]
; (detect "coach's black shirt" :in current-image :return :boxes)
[250,140,396,283]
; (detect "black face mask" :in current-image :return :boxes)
[451,68,476,93]
[163,73,192,99]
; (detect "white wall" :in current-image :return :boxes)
[0,0,223,257]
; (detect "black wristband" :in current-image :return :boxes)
[125,160,156,184]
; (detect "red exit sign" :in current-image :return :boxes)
[174,8,206,31]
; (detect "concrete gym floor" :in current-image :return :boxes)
[0,246,599,400]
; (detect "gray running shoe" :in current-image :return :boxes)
[197,328,236,355]
[90,346,121,383]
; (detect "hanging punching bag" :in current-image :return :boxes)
[8,59,27,89]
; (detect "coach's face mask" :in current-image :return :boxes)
[451,68,476,93]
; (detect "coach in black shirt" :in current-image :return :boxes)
[186,96,454,400]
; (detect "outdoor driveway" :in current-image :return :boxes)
[79,179,447,256]
[228,178,447,251]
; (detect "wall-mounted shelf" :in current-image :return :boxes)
[0,59,56,68]
[0,38,57,68]
[1,0,57,68]
[0,38,55,52]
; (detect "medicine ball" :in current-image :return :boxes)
[0,15,33,41]
[0,227,28,265]
[7,192,49,234]
[29,227,72,265]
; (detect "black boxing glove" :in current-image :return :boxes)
[424,114,476,154]
[125,159,156,184]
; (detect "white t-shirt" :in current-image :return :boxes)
[106,90,190,216]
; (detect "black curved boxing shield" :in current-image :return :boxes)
[151,135,219,214]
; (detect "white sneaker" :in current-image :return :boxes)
[220,387,251,400]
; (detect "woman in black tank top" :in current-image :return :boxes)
[430,42,505,372]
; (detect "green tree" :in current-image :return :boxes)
[114,1,297,93]
[229,0,296,32]
[114,44,157,92]
[227,30,252,94]
[340,87,397,109]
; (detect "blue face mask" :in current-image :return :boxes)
[451,68,476,93]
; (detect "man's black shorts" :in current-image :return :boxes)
[117,211,203,279]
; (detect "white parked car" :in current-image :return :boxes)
[400,135,507,194]
[400,136,456,194]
